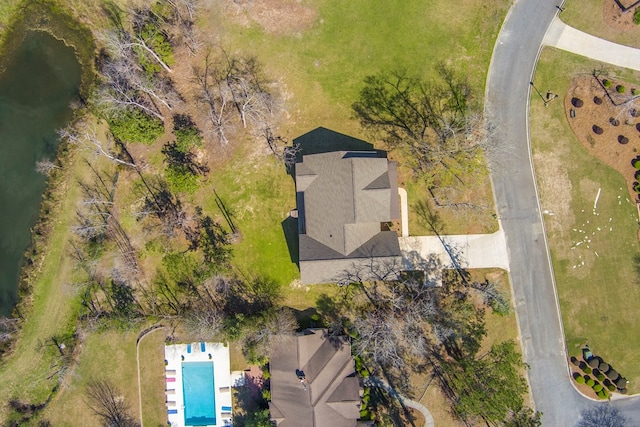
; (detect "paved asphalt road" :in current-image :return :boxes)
[485,0,640,425]
[484,3,583,423]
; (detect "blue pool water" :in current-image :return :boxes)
[182,362,216,426]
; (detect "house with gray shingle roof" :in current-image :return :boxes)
[269,328,365,427]
[295,143,401,284]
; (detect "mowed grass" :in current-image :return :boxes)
[531,48,640,392]
[210,0,509,148]
[44,327,167,426]
[562,0,640,48]
[0,153,90,419]
[204,144,299,286]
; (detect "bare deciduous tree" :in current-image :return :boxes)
[193,51,233,145]
[85,380,140,427]
[58,123,137,168]
[35,158,60,176]
[184,307,224,341]
[164,0,202,54]
[352,65,495,195]
[98,28,173,74]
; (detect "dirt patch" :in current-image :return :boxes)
[564,74,640,202]
[603,0,640,30]
[223,0,318,36]
[533,149,574,234]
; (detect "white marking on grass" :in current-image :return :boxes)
[594,188,601,210]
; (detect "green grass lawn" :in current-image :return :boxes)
[206,0,508,242]
[562,0,640,48]
[43,327,167,426]
[211,0,509,144]
[0,153,90,420]
[204,144,300,286]
[532,47,640,392]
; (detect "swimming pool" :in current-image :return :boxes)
[182,361,216,426]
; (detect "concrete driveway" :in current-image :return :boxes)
[400,230,510,279]
[544,17,640,71]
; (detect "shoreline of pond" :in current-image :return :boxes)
[0,0,95,322]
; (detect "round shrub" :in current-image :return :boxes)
[620,388,628,394]
[586,378,595,387]
[619,135,629,145]
[634,182,640,194]
[599,362,609,372]
[575,375,585,384]
[593,96,603,105]
[597,389,608,399]
[596,373,605,382]
[572,97,584,108]
[571,356,579,365]
[583,366,592,375]
[603,79,612,88]
[608,384,616,391]
[592,125,603,135]
[610,117,620,126]
[631,108,640,118]
[607,369,619,381]
[617,85,626,93]
[593,383,603,392]
[632,158,640,169]
[615,376,628,387]
[633,88,639,96]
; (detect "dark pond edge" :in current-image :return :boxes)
[0,1,94,326]
[0,0,96,99]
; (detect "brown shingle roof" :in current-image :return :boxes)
[269,329,362,427]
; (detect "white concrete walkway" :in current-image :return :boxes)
[543,17,640,71]
[400,230,510,282]
[398,188,409,237]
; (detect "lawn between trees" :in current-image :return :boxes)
[0,0,527,425]
[531,48,640,393]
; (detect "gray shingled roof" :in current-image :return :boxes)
[295,149,401,284]
[269,329,361,427]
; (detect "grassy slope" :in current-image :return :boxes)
[562,0,640,48]
[0,153,87,415]
[532,48,640,392]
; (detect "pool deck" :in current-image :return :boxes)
[164,342,232,427]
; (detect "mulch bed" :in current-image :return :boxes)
[564,74,640,203]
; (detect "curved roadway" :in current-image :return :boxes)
[485,1,640,425]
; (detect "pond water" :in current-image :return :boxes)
[0,30,81,315]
